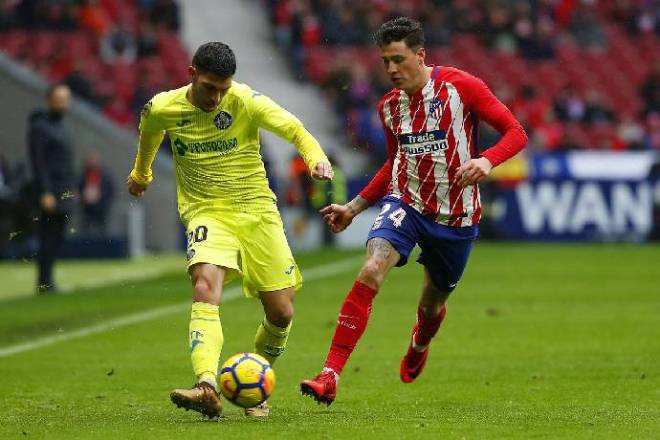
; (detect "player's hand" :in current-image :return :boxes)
[127,175,148,197]
[40,192,57,213]
[456,157,493,188]
[320,203,355,233]
[311,161,333,180]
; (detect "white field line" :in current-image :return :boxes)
[0,255,363,358]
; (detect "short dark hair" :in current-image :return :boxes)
[192,42,236,78]
[374,17,425,50]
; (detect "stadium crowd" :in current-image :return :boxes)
[1,1,658,157]
[264,0,660,158]
[0,0,185,127]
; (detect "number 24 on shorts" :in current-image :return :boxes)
[372,203,407,230]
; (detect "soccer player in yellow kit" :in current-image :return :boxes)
[126,42,333,418]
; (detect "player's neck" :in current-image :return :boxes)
[402,65,433,96]
[185,85,211,112]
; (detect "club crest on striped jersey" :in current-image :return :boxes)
[429,98,443,120]
[214,111,233,130]
[399,129,448,155]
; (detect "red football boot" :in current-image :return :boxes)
[401,304,447,383]
[400,338,429,383]
[300,370,338,405]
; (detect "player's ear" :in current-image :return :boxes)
[188,66,197,80]
[416,47,426,66]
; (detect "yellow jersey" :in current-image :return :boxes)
[130,82,328,225]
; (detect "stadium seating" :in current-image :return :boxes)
[265,0,659,151]
[0,0,188,128]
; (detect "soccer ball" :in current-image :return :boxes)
[219,353,276,408]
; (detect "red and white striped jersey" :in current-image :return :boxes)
[359,66,527,227]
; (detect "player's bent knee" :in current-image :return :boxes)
[192,276,216,303]
[265,303,294,328]
[357,259,386,289]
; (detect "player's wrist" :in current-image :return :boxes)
[347,195,369,217]
[130,169,153,187]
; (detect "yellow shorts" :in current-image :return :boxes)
[184,208,302,298]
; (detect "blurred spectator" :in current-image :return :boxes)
[0,0,20,30]
[136,20,159,57]
[643,113,660,150]
[610,0,639,34]
[421,7,451,46]
[482,4,516,53]
[100,25,138,64]
[617,114,645,149]
[583,89,615,124]
[570,3,607,51]
[79,150,114,235]
[516,15,556,60]
[78,0,110,36]
[534,108,564,150]
[149,0,180,31]
[633,2,660,35]
[27,84,76,294]
[641,60,660,117]
[286,154,314,238]
[65,60,98,105]
[554,84,586,122]
[510,84,549,129]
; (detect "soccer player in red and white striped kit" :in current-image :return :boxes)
[301,17,528,405]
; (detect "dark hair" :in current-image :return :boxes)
[374,17,425,49]
[46,83,68,98]
[192,42,236,78]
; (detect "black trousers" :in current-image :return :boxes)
[37,211,67,288]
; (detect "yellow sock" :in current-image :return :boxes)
[254,318,292,365]
[189,302,223,387]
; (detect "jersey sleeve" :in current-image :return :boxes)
[359,101,397,204]
[246,90,328,171]
[131,98,165,186]
[461,73,528,167]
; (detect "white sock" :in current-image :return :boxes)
[199,374,218,391]
[323,367,340,383]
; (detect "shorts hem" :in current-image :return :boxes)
[365,232,411,267]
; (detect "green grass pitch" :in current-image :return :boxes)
[0,244,658,439]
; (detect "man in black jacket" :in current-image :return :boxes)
[28,84,75,294]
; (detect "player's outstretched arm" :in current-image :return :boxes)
[463,73,528,181]
[127,99,166,198]
[127,128,163,198]
[247,90,333,181]
[320,195,370,233]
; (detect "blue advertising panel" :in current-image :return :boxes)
[490,152,659,241]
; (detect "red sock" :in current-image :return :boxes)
[324,281,377,375]
[413,304,447,348]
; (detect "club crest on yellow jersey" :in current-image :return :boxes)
[214,111,233,130]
